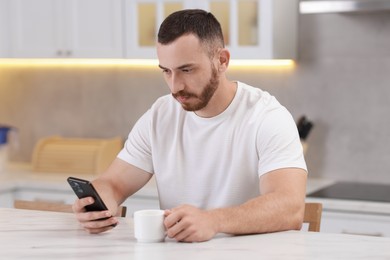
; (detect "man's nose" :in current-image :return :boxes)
[169,74,185,94]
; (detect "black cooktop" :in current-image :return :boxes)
[307,181,390,203]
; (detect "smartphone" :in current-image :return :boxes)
[67,177,117,226]
[67,176,109,213]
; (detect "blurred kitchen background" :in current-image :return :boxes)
[0,0,390,184]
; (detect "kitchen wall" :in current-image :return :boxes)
[1,11,390,184]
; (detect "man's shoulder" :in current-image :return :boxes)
[237,81,281,110]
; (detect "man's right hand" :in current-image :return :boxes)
[72,197,118,234]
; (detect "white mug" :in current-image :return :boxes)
[134,209,166,243]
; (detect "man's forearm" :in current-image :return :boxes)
[210,192,305,235]
[93,158,153,213]
[92,178,121,214]
[210,169,307,235]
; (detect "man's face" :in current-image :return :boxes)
[157,34,220,112]
[171,64,219,111]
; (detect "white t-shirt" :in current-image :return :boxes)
[118,82,307,210]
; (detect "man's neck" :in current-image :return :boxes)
[194,80,237,118]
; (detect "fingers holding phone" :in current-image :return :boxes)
[74,197,118,233]
[72,196,91,213]
[67,177,119,233]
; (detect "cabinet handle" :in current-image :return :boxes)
[65,50,72,56]
[56,50,63,56]
[342,230,383,237]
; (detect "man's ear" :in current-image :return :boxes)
[218,48,230,72]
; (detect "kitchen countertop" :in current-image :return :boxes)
[0,163,158,199]
[2,163,390,215]
[305,180,390,215]
[1,208,390,260]
[1,163,331,197]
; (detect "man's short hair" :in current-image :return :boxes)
[157,9,225,56]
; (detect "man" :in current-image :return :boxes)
[73,9,307,242]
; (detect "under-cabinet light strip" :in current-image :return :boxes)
[0,59,294,68]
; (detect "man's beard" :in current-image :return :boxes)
[172,66,219,112]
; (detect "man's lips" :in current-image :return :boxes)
[176,95,189,103]
[174,93,196,103]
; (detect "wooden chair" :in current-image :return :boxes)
[13,200,127,217]
[303,202,323,232]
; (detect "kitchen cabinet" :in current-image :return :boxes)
[0,0,9,57]
[124,0,297,59]
[307,181,390,237]
[0,163,160,216]
[306,196,390,237]
[13,188,76,205]
[6,0,123,58]
[321,211,390,237]
[1,186,159,216]
[122,196,160,216]
[124,0,183,59]
[0,190,14,208]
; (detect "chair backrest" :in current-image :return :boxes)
[303,202,323,232]
[13,200,127,217]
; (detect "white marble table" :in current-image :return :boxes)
[1,208,390,259]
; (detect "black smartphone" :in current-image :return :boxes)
[67,176,109,213]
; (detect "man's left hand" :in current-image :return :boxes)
[164,204,218,242]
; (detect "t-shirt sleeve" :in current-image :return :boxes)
[117,110,154,173]
[257,107,307,176]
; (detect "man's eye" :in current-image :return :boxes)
[182,68,192,73]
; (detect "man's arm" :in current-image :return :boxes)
[164,168,307,242]
[72,158,152,234]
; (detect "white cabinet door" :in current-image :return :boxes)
[8,0,64,58]
[124,0,185,59]
[13,188,160,217]
[65,0,124,58]
[217,0,297,59]
[14,188,77,204]
[0,0,10,57]
[0,191,14,208]
[124,0,297,59]
[7,0,124,58]
[321,211,390,237]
